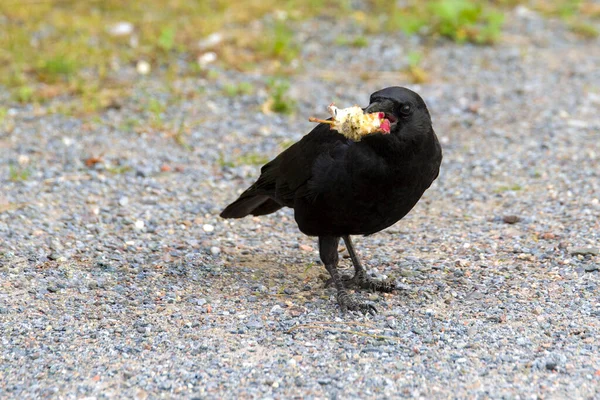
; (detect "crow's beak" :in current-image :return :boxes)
[364,101,382,114]
[365,101,398,129]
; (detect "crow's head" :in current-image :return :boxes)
[365,86,432,138]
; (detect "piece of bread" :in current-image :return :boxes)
[309,103,391,142]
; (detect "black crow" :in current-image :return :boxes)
[221,87,442,313]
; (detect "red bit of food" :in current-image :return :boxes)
[380,119,391,134]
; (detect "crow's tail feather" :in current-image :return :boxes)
[251,198,283,216]
[220,195,282,218]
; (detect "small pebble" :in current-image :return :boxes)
[108,21,134,36]
[570,247,599,256]
[203,224,215,233]
[584,265,599,272]
[546,361,558,371]
[502,215,520,224]
[198,52,217,68]
[270,305,283,315]
[136,60,151,75]
[198,32,223,50]
[246,319,263,329]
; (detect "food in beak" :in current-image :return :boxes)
[309,103,391,142]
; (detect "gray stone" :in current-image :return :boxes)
[570,247,599,256]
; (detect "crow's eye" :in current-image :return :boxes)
[400,104,412,116]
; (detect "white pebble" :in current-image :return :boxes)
[198,52,217,68]
[119,197,129,206]
[136,60,151,75]
[198,32,223,49]
[515,5,536,18]
[17,154,29,165]
[274,10,288,20]
[567,119,588,128]
[205,101,218,112]
[203,224,215,232]
[134,220,145,230]
[270,305,283,315]
[210,246,221,256]
[287,358,297,367]
[108,21,134,36]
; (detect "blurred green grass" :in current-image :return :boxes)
[0,0,596,115]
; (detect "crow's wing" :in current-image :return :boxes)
[241,123,349,207]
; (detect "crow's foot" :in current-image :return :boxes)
[347,272,396,293]
[324,273,395,293]
[337,291,377,315]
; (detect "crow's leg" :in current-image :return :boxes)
[319,236,376,315]
[342,235,396,293]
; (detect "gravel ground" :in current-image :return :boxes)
[1,8,600,399]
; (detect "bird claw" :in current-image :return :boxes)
[324,274,396,293]
[338,295,377,315]
[352,275,396,293]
